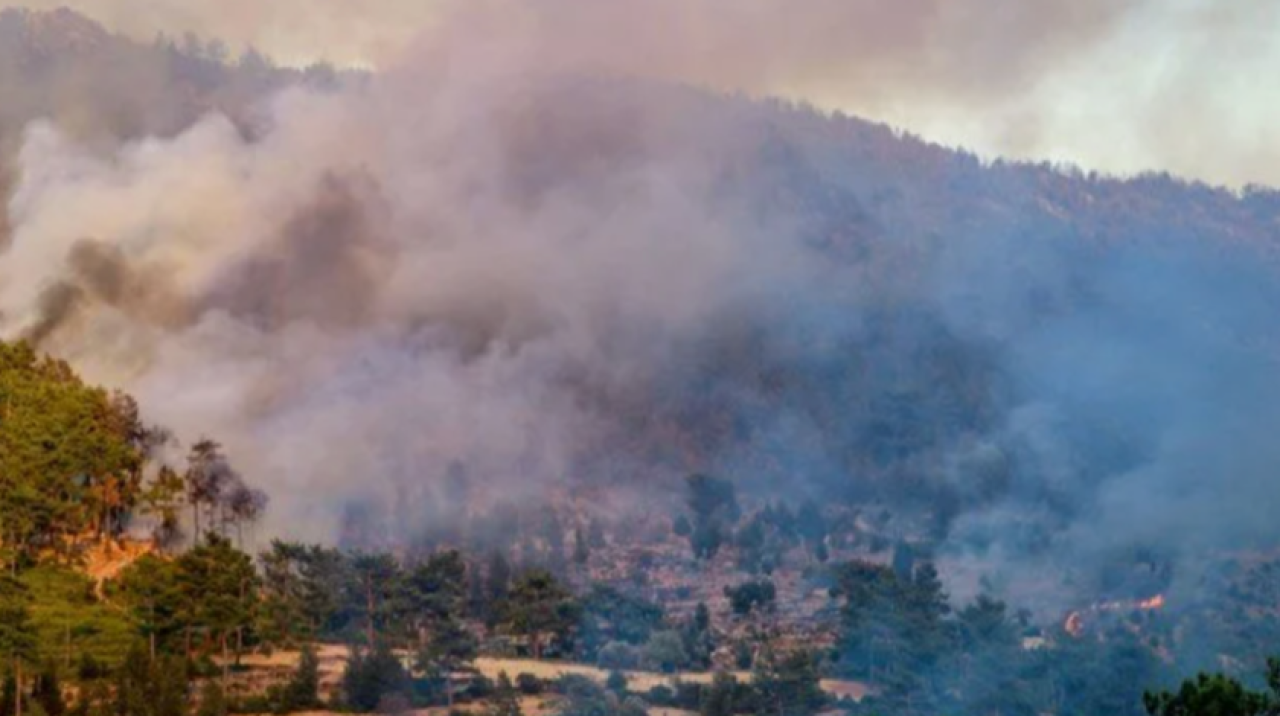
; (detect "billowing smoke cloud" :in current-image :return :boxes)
[15,0,1280,187]
[0,39,836,542]
[4,1,1280,618]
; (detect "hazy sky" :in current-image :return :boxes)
[7,0,1280,188]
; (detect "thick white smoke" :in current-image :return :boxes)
[0,33,837,539]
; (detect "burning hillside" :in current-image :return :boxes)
[1,3,1279,673]
[1064,594,1166,638]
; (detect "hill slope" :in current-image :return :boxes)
[1,6,1279,622]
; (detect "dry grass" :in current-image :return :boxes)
[238,648,869,714]
[477,656,746,691]
[473,657,870,700]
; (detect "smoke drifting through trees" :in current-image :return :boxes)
[2,4,1280,620]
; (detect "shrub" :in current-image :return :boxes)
[515,673,544,696]
[606,671,628,694]
[342,645,410,712]
[672,681,703,710]
[466,673,494,700]
[647,685,675,707]
[642,631,690,674]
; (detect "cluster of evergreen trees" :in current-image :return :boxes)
[0,342,156,564]
[1144,658,1280,716]
[0,340,267,564]
[830,555,1178,716]
[6,339,1280,716]
[677,475,830,569]
[0,340,271,714]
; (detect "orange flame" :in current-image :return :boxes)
[1064,611,1084,637]
[1137,594,1165,610]
[1063,594,1164,638]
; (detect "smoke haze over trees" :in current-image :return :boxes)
[1,0,1280,655]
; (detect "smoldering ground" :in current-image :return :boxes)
[3,2,1280,619]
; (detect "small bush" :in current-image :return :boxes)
[672,681,703,710]
[734,641,755,670]
[516,672,544,695]
[648,685,675,707]
[606,671,628,694]
[642,631,690,673]
[554,674,597,696]
[466,673,495,699]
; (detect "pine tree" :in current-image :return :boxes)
[30,664,63,716]
[1,676,17,716]
[485,552,512,623]
[348,553,402,648]
[153,656,189,716]
[673,515,693,538]
[256,542,310,648]
[1144,658,1280,716]
[505,571,579,660]
[195,680,227,716]
[0,577,35,716]
[110,648,151,716]
[277,646,321,713]
[342,644,409,713]
[694,603,711,634]
[486,672,522,716]
[403,551,466,649]
[753,648,826,716]
[184,440,233,543]
[140,466,186,552]
[572,529,590,567]
[416,616,477,707]
[173,535,258,675]
[114,555,180,660]
[700,672,738,716]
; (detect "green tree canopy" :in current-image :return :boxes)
[503,570,579,660]
[0,341,152,564]
[1145,658,1280,716]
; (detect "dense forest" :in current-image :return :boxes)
[0,335,1273,716]
[3,7,1280,716]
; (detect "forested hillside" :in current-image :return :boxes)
[3,7,1280,716]
[0,340,154,562]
